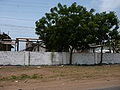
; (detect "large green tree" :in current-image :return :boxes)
[35,2,95,64]
[35,2,120,65]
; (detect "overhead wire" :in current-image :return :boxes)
[1,0,51,5]
[0,24,35,29]
[2,1,51,6]
[0,0,52,38]
[0,2,51,8]
[0,3,50,15]
[0,0,52,17]
[0,17,35,21]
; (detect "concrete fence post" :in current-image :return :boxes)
[28,51,30,66]
[23,51,25,66]
[94,53,98,64]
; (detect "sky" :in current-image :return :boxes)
[0,0,120,39]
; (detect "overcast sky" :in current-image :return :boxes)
[0,0,120,39]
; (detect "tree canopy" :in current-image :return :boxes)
[35,2,120,64]
[36,3,91,51]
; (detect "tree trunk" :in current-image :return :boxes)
[69,48,73,65]
[99,46,103,65]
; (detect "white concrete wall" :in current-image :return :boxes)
[55,52,70,65]
[30,52,52,65]
[0,51,120,65]
[72,53,95,65]
[0,51,25,65]
[102,53,120,64]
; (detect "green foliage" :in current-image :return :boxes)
[20,74,30,79]
[35,2,97,52]
[0,77,8,81]
[10,75,17,79]
[31,74,42,79]
[94,11,119,44]
[0,74,42,81]
[35,2,120,64]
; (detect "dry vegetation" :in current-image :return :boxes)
[0,64,120,90]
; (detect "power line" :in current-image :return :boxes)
[1,0,51,5]
[0,24,35,29]
[0,10,46,16]
[0,1,52,15]
[0,3,51,8]
[0,17,35,21]
[0,0,51,6]
[0,4,49,14]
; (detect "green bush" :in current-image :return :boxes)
[20,74,30,79]
[10,75,17,79]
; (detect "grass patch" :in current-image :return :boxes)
[10,75,18,79]
[31,74,43,79]
[20,74,30,79]
[0,74,43,81]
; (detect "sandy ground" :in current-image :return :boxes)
[0,65,120,90]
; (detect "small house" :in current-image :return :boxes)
[0,33,13,51]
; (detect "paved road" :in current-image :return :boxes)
[92,86,120,90]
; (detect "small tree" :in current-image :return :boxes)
[109,30,120,53]
[94,12,119,64]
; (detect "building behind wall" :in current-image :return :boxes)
[25,41,46,52]
[0,32,13,51]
